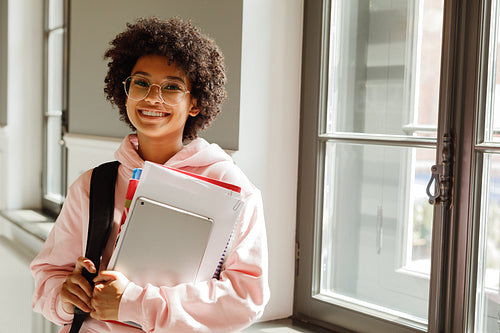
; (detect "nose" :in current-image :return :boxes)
[144,84,163,103]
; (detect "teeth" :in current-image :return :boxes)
[141,110,166,117]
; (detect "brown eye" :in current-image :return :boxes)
[162,82,183,93]
[133,78,150,88]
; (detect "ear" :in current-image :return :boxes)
[188,97,200,117]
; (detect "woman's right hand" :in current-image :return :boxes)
[59,257,96,314]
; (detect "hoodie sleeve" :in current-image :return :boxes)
[117,190,270,333]
[30,171,91,326]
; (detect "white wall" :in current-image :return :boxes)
[2,0,43,209]
[232,0,303,320]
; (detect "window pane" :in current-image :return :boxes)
[327,0,443,137]
[47,0,64,30]
[47,30,64,112]
[475,154,500,332]
[319,142,434,327]
[45,115,63,204]
[486,0,500,143]
[43,0,66,215]
[476,2,500,331]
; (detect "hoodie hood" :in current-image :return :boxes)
[114,134,254,194]
[114,134,234,174]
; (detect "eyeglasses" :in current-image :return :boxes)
[122,75,191,106]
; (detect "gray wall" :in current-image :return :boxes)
[0,0,7,126]
[68,0,242,150]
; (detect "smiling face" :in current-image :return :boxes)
[125,54,199,144]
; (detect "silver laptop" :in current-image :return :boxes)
[110,196,214,287]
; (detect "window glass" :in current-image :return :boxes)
[0,0,7,126]
[47,30,64,112]
[45,115,63,203]
[327,0,442,137]
[43,0,66,211]
[487,0,500,142]
[476,154,500,332]
[48,0,64,30]
[475,2,500,332]
[320,142,434,325]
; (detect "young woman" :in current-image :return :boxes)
[31,17,269,332]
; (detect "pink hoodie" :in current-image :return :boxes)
[31,134,270,332]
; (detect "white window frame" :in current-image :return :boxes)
[42,0,67,216]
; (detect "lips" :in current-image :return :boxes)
[139,109,169,117]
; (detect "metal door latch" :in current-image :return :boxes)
[426,134,453,206]
[426,164,442,205]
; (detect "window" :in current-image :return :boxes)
[299,0,443,329]
[295,0,497,332]
[42,0,67,216]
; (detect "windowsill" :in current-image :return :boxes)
[243,318,322,333]
[0,209,55,242]
[0,209,54,262]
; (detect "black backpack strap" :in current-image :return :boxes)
[69,160,120,333]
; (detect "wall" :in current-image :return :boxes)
[68,0,243,151]
[233,0,303,320]
[1,0,43,210]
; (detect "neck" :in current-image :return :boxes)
[136,133,184,165]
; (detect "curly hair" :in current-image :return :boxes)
[103,16,227,141]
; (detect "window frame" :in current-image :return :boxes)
[42,0,68,217]
[0,0,7,127]
[295,1,424,332]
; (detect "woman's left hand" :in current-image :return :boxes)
[90,271,130,321]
